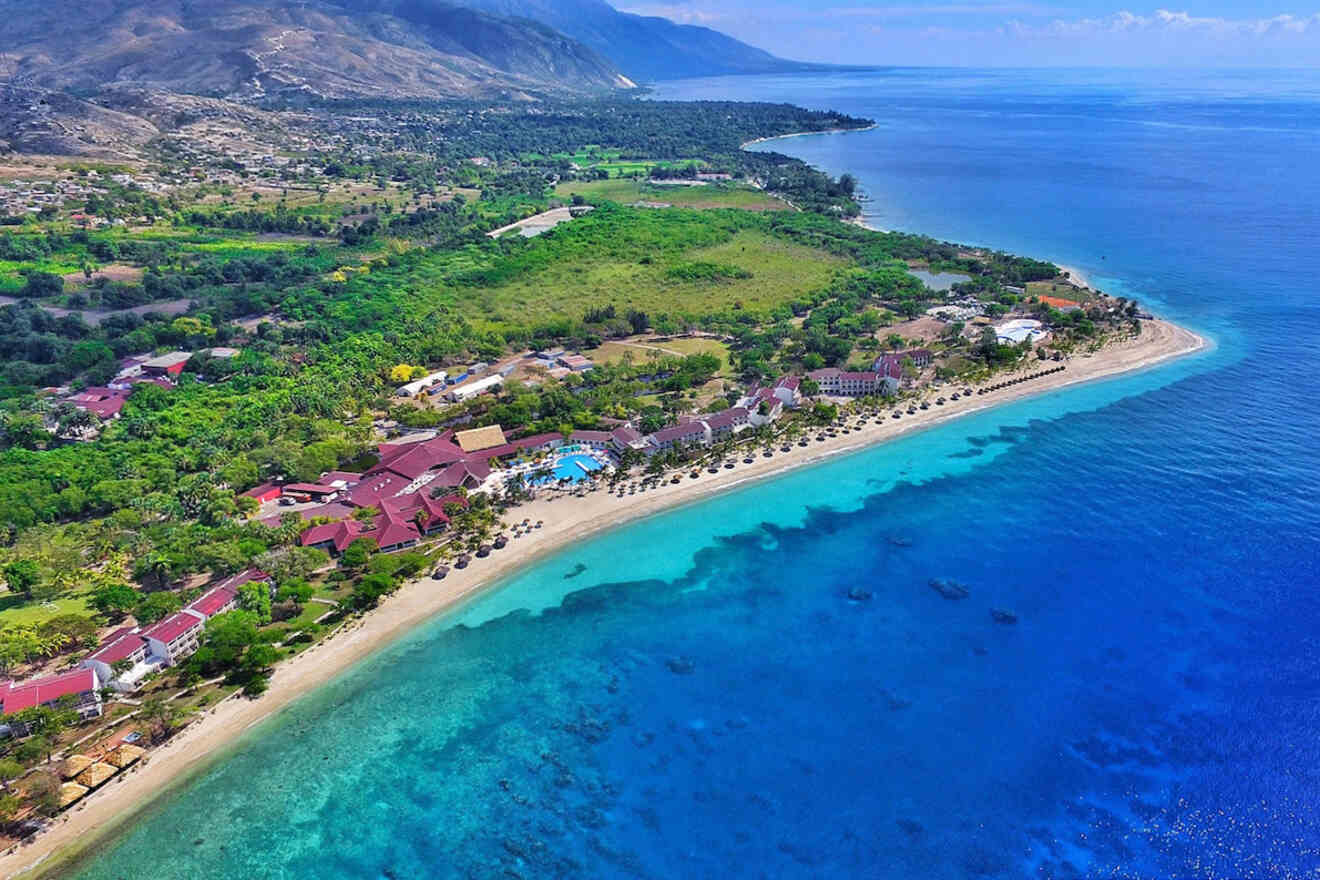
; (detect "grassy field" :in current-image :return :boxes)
[451,228,844,328]
[554,179,787,211]
[0,592,93,627]
[587,336,733,375]
[1026,280,1095,303]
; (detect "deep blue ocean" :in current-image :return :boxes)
[74,69,1320,879]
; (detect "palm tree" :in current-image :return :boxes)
[139,697,188,744]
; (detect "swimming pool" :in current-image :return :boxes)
[551,453,603,483]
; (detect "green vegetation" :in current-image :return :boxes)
[441,211,846,331]
[553,178,787,210]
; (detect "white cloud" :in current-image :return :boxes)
[1008,9,1320,39]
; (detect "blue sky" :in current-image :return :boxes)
[618,1,1320,65]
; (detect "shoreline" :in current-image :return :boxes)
[739,123,877,150]
[8,318,1208,880]
[739,125,1101,293]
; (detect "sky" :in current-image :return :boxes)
[617,1,1320,66]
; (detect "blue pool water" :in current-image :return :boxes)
[73,69,1320,878]
[553,453,602,482]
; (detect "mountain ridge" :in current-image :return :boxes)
[0,0,634,102]
[454,0,822,81]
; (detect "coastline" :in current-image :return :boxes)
[8,318,1207,880]
[739,123,877,150]
[741,125,1099,293]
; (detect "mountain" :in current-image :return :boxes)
[0,0,634,102]
[452,0,819,81]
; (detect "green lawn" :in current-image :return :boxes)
[452,228,843,328]
[554,179,787,211]
[0,592,94,628]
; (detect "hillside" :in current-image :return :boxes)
[454,0,820,81]
[0,0,633,102]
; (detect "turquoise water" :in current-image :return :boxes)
[551,453,602,483]
[73,69,1320,878]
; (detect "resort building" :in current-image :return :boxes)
[994,319,1048,345]
[454,425,507,453]
[899,349,934,367]
[300,519,370,555]
[557,354,594,372]
[445,375,503,403]
[140,351,193,379]
[395,370,448,397]
[564,430,614,453]
[646,421,711,456]
[808,367,898,397]
[242,482,283,504]
[610,425,649,456]
[281,483,339,502]
[0,669,103,724]
[142,611,206,666]
[772,375,803,408]
[742,389,785,427]
[82,569,267,685]
[300,492,467,553]
[81,627,151,692]
[703,407,751,441]
[69,387,132,420]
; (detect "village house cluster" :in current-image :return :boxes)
[56,347,241,437]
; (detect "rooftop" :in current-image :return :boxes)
[142,611,204,645]
[1,669,97,714]
[142,351,193,369]
[455,425,508,453]
[86,627,144,665]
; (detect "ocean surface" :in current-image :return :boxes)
[74,69,1320,878]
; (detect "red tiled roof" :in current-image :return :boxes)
[0,669,98,715]
[187,585,238,618]
[70,386,131,420]
[469,432,563,461]
[370,433,467,480]
[300,519,369,552]
[347,472,408,508]
[774,375,802,390]
[242,481,283,500]
[651,422,707,443]
[142,611,204,645]
[874,356,903,380]
[370,509,420,549]
[87,627,145,665]
[283,483,337,496]
[702,407,748,430]
[296,502,354,522]
[611,425,644,446]
[566,430,612,443]
[431,459,491,489]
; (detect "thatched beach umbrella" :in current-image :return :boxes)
[107,744,146,769]
[433,565,450,580]
[494,535,509,549]
[477,544,492,558]
[456,554,471,569]
[76,762,118,789]
[59,782,89,809]
[62,755,93,780]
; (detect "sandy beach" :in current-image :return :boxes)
[5,318,1206,879]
